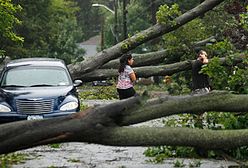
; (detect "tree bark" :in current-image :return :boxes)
[1,91,248,154]
[100,50,168,69]
[193,35,217,47]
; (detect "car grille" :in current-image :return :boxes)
[16,99,54,114]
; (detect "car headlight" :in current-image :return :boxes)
[60,102,78,111]
[0,104,11,112]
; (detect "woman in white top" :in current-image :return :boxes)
[116,53,137,99]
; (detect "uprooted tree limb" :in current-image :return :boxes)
[100,50,169,69]
[74,55,245,82]
[0,91,248,154]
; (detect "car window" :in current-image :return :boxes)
[1,66,71,87]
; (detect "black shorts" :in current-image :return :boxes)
[117,87,136,100]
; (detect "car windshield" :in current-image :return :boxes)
[1,66,71,87]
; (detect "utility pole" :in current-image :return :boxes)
[92,3,116,47]
[151,0,159,44]
[114,0,118,44]
[151,0,156,25]
[100,18,105,51]
[123,0,127,40]
[150,0,160,84]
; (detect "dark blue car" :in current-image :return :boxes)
[0,58,82,123]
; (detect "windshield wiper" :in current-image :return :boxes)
[29,84,54,87]
[1,85,25,88]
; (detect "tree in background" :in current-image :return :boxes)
[0,0,23,57]
[0,0,84,64]
[75,0,103,41]
[45,0,85,64]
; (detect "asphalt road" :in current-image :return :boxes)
[13,142,238,168]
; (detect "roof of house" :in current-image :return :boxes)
[80,35,100,45]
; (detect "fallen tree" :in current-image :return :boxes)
[2,0,248,156]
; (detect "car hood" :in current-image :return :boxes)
[0,86,74,100]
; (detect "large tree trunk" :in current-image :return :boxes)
[73,56,244,82]
[0,92,248,153]
[100,50,169,69]
[1,91,248,154]
[81,60,191,82]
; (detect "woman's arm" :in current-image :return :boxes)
[129,72,136,82]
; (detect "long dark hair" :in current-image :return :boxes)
[118,53,132,73]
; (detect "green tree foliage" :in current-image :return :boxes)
[202,54,248,93]
[76,0,102,40]
[162,19,212,62]
[46,0,85,64]
[156,4,181,26]
[223,0,248,50]
[0,0,23,56]
[201,57,230,90]
[0,0,23,43]
[240,6,248,31]
[1,0,84,64]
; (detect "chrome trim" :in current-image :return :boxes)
[16,99,54,114]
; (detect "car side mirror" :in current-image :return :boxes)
[73,80,83,87]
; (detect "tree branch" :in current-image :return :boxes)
[75,55,244,82]
[100,50,168,69]
[97,127,248,150]
[119,91,248,126]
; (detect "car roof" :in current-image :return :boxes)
[5,58,67,68]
